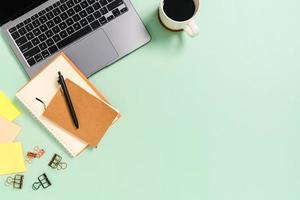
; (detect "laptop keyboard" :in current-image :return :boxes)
[8,0,128,67]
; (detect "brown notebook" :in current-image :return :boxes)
[43,79,119,147]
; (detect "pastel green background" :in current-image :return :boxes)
[0,0,299,199]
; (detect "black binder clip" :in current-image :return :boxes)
[48,154,67,170]
[32,173,51,190]
[5,175,24,189]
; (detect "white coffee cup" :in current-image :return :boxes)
[159,0,200,37]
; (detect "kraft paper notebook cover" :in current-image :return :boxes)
[16,53,120,156]
[43,79,119,147]
[0,116,21,143]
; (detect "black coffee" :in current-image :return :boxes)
[163,0,195,22]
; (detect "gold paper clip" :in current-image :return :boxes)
[25,146,46,164]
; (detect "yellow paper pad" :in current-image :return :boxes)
[0,91,21,121]
[0,142,26,175]
[0,116,21,143]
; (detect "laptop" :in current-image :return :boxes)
[0,0,151,79]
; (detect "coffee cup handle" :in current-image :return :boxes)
[184,20,199,37]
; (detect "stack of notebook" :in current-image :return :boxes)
[16,53,120,156]
[0,92,26,175]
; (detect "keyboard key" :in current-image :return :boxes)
[25,24,34,31]
[100,7,108,15]
[16,22,24,29]
[41,50,50,58]
[46,38,55,46]
[73,14,81,21]
[53,16,62,24]
[120,7,128,13]
[33,20,41,27]
[54,1,61,7]
[86,6,94,14]
[9,27,17,33]
[74,0,82,3]
[67,0,75,8]
[59,30,68,39]
[80,1,88,8]
[57,25,92,49]
[93,2,101,10]
[47,20,55,28]
[66,18,74,26]
[11,31,20,40]
[99,0,108,6]
[16,36,27,46]
[73,22,81,30]
[88,0,95,4]
[79,10,87,18]
[107,0,123,11]
[24,18,32,24]
[60,4,68,12]
[46,12,54,20]
[80,18,88,26]
[53,34,61,42]
[74,5,82,12]
[107,15,114,21]
[39,42,47,50]
[53,8,61,15]
[46,6,54,12]
[94,11,102,19]
[45,30,54,37]
[91,20,100,30]
[27,57,36,66]
[52,26,60,34]
[19,27,27,35]
[31,15,36,21]
[87,15,95,22]
[39,34,47,42]
[32,38,40,45]
[59,21,67,30]
[99,16,107,25]
[26,32,34,40]
[60,12,68,20]
[40,24,48,32]
[38,10,46,16]
[61,0,68,3]
[39,16,47,23]
[20,41,33,53]
[33,28,41,36]
[34,53,43,62]
[48,45,59,54]
[24,46,40,59]
[112,8,120,17]
[66,26,75,34]
[67,8,75,16]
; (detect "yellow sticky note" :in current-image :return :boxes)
[0,91,21,121]
[0,142,26,175]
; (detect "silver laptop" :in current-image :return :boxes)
[0,0,151,78]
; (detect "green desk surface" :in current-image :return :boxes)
[1,0,300,199]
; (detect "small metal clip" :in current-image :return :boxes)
[48,153,67,170]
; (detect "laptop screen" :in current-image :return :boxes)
[0,0,47,26]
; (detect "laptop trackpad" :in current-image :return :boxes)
[64,29,118,76]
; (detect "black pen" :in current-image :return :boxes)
[57,72,79,129]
